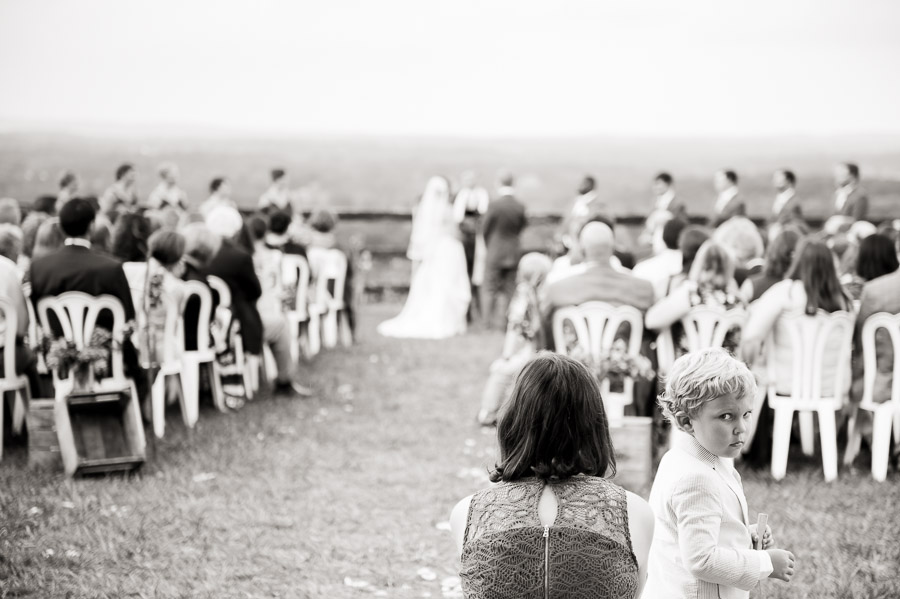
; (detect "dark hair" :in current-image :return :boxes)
[269,210,292,235]
[247,215,267,241]
[764,228,802,279]
[149,230,185,267]
[655,172,673,185]
[59,171,77,189]
[91,221,111,253]
[234,222,255,255]
[115,163,133,181]
[843,162,860,180]
[22,212,50,258]
[271,168,285,182]
[209,177,226,193]
[778,169,796,186]
[309,209,336,233]
[490,352,616,483]
[33,195,57,215]
[57,197,96,237]
[111,213,151,262]
[663,217,688,250]
[498,171,514,187]
[678,226,711,274]
[787,239,849,314]
[722,170,738,185]
[580,176,596,192]
[856,234,899,282]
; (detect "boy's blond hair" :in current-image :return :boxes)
[659,348,757,431]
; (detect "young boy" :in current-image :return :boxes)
[645,348,795,598]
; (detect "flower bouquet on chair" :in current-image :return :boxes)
[43,328,114,394]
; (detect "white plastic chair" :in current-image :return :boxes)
[0,297,31,462]
[180,280,226,416]
[21,283,47,376]
[845,312,900,481]
[145,289,186,439]
[766,310,854,482]
[552,301,645,426]
[308,248,352,351]
[282,254,312,362]
[35,292,146,472]
[207,276,254,401]
[656,305,748,375]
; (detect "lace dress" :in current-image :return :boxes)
[460,477,639,599]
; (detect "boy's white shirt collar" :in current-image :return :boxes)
[677,432,750,526]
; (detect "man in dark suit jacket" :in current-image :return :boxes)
[769,169,803,227]
[482,172,527,330]
[711,169,746,227]
[833,162,869,222]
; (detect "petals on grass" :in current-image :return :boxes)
[434,521,451,531]
[192,472,217,483]
[343,577,370,589]
[417,567,437,581]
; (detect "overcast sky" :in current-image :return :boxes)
[1,0,899,138]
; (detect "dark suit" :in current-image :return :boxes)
[204,240,263,355]
[834,186,869,221]
[851,269,900,405]
[181,262,219,352]
[769,193,803,227]
[482,193,527,328]
[712,195,747,227]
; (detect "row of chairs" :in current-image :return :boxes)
[552,302,900,482]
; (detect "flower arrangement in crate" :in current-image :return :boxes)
[41,327,116,392]
[562,323,654,393]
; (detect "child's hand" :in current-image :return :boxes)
[766,548,796,582]
[750,523,774,549]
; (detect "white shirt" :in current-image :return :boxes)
[147,182,187,211]
[835,184,855,211]
[715,186,739,214]
[655,189,676,211]
[633,249,683,301]
[772,188,795,215]
[452,186,489,223]
[570,191,598,218]
[259,185,291,212]
[64,238,91,249]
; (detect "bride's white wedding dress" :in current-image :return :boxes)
[378,177,471,339]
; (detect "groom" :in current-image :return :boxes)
[481,172,526,331]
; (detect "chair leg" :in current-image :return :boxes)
[323,310,338,348]
[893,410,900,445]
[12,388,27,435]
[308,315,321,357]
[843,408,861,467]
[818,409,838,482]
[0,392,4,462]
[339,311,353,347]
[151,373,166,439]
[799,411,815,457]
[744,385,768,451]
[771,408,794,481]
[180,364,199,428]
[871,406,894,482]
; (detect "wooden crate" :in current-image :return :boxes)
[609,416,653,496]
[55,387,146,477]
[28,399,62,471]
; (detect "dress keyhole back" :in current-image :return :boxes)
[537,483,559,527]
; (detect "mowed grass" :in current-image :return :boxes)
[1,304,899,598]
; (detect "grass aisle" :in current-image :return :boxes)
[1,304,898,598]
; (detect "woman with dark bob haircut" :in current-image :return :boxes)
[450,352,654,598]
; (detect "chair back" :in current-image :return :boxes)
[0,296,19,381]
[860,311,900,409]
[656,305,748,374]
[309,248,348,308]
[766,310,854,404]
[181,280,214,352]
[36,291,128,384]
[256,248,284,303]
[157,289,184,364]
[282,254,311,315]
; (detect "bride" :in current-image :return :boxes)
[378,176,471,339]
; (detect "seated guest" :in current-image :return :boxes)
[30,217,65,262]
[451,352,654,598]
[546,213,627,285]
[138,230,187,365]
[633,216,688,300]
[0,225,40,394]
[146,162,187,211]
[647,348,794,597]
[542,222,654,331]
[740,227,802,303]
[265,210,307,258]
[477,252,552,426]
[842,233,898,302]
[56,171,79,209]
[31,195,58,217]
[645,241,743,344]
[99,163,139,222]
[712,216,765,286]
[258,168,292,214]
[111,213,153,310]
[205,206,310,397]
[198,177,236,217]
[306,208,355,338]
[180,223,220,352]
[0,198,22,226]
[661,225,710,296]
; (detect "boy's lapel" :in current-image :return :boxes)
[715,463,750,526]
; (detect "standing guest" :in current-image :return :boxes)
[712,216,765,286]
[453,171,490,322]
[99,163,139,221]
[633,216,688,300]
[56,171,79,209]
[477,252,552,426]
[740,228,803,303]
[769,169,803,231]
[179,223,221,352]
[482,172,527,330]
[641,172,687,247]
[451,352,655,598]
[831,162,869,224]
[0,198,22,226]
[146,162,188,211]
[258,168,291,214]
[711,169,746,227]
[646,348,795,598]
[199,177,236,217]
[0,225,41,395]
